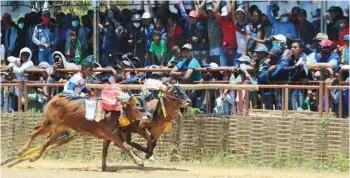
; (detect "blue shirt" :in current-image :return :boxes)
[266,4,297,38]
[315,52,340,71]
[176,57,202,81]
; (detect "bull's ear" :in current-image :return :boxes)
[121,99,129,108]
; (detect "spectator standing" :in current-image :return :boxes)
[199,0,223,65]
[213,1,237,67]
[149,31,168,66]
[233,6,248,62]
[130,14,145,66]
[141,12,155,67]
[326,6,343,41]
[32,10,59,65]
[178,1,209,66]
[24,12,41,65]
[266,0,297,38]
[6,47,34,112]
[2,13,18,58]
[16,17,26,52]
[66,16,88,60]
[167,46,182,68]
[314,40,340,73]
[246,9,263,53]
[65,31,83,65]
[259,48,289,110]
[167,13,184,52]
[171,43,203,112]
[335,16,350,51]
[296,9,316,46]
[55,12,65,53]
[340,35,349,68]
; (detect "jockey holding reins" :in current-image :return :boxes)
[63,60,94,95]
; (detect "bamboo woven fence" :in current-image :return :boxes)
[1,113,348,163]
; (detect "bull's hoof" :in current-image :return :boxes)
[134,159,144,167]
[102,165,113,172]
[145,152,153,160]
[29,155,39,162]
[137,163,144,167]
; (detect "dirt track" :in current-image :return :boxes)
[1,160,348,178]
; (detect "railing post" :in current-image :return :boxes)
[282,87,285,117]
[284,88,289,117]
[24,80,29,112]
[339,87,343,118]
[245,89,249,116]
[325,82,330,115]
[17,81,22,112]
[238,90,243,115]
[318,81,324,118]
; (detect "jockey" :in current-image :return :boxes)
[63,60,94,95]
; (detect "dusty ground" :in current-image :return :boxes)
[1,160,348,178]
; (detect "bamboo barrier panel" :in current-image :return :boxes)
[1,113,348,163]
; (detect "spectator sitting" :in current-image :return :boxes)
[309,33,328,53]
[298,89,318,111]
[66,31,83,65]
[167,46,182,68]
[266,1,297,38]
[149,31,168,66]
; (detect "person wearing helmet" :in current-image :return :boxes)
[130,13,146,66]
[141,12,155,67]
[266,0,296,38]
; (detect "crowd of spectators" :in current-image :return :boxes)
[0,0,349,117]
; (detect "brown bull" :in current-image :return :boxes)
[18,94,151,167]
[101,84,191,171]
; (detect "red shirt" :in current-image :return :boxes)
[338,27,350,47]
[219,18,237,47]
[167,24,184,50]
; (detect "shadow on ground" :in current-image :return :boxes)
[67,165,189,173]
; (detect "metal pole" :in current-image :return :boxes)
[93,0,100,63]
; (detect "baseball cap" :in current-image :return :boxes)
[236,55,251,63]
[315,33,328,41]
[221,6,228,16]
[189,10,199,18]
[272,34,287,44]
[1,13,11,20]
[327,6,338,12]
[344,35,350,41]
[182,43,192,50]
[253,44,268,53]
[235,8,245,14]
[319,39,332,47]
[206,4,214,11]
[141,12,151,19]
[268,48,282,56]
